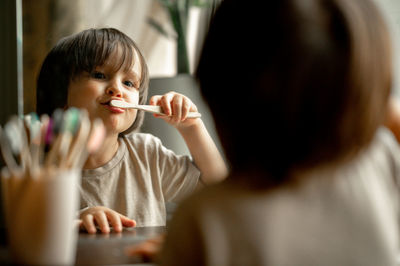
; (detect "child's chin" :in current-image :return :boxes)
[106,115,136,132]
[118,122,137,135]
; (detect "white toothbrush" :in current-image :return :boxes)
[110,100,202,118]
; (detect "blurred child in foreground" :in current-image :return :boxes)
[129,0,400,265]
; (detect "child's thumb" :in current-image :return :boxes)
[120,215,136,227]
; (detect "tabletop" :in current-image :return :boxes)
[76,226,166,265]
[0,226,166,265]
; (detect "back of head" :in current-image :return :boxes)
[197,0,392,183]
[36,28,149,133]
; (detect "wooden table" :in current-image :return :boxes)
[76,226,166,265]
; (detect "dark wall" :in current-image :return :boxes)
[0,0,23,245]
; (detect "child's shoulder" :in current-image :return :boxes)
[375,127,400,151]
[369,127,400,164]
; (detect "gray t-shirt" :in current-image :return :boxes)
[80,133,200,227]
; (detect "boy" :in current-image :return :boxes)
[36,28,227,233]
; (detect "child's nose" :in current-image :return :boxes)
[105,86,122,97]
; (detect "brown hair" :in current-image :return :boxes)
[196,0,392,184]
[36,28,149,133]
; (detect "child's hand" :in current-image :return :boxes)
[149,91,200,128]
[385,97,400,143]
[79,206,136,234]
[125,233,166,262]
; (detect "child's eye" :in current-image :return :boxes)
[91,71,106,79]
[124,81,133,87]
[124,80,139,88]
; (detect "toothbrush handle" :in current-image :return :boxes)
[138,105,202,118]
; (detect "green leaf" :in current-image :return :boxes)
[147,17,175,39]
[151,0,216,73]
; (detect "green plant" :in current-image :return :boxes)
[148,0,214,74]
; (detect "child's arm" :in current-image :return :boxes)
[149,91,228,185]
[78,206,136,234]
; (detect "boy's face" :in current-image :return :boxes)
[67,48,142,135]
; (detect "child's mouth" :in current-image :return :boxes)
[101,100,125,114]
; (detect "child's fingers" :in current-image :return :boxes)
[160,92,174,116]
[105,211,123,233]
[181,97,197,121]
[119,214,137,227]
[125,241,159,261]
[172,94,183,122]
[82,214,97,234]
[149,93,172,116]
[150,92,199,123]
[76,219,83,228]
[125,234,166,260]
[149,95,162,106]
[93,211,110,234]
[181,102,190,121]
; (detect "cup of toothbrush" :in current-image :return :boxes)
[0,108,105,265]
